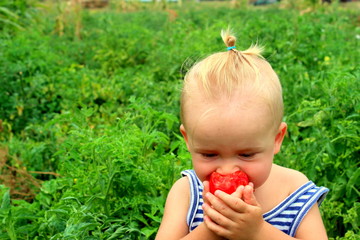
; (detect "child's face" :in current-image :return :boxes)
[180,92,286,189]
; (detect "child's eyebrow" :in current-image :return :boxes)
[193,146,264,152]
[193,148,216,152]
[236,147,263,152]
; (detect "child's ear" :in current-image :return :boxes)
[180,124,190,150]
[274,122,287,155]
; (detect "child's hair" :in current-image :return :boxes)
[180,29,284,132]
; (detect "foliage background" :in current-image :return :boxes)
[0,0,359,239]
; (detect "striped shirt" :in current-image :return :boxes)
[181,169,329,236]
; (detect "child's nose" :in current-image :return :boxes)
[217,160,240,175]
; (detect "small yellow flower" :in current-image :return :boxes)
[74,178,78,184]
[17,105,24,116]
[324,56,331,65]
[304,72,309,79]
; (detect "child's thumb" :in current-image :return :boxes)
[231,185,244,198]
[202,181,210,204]
[243,184,259,206]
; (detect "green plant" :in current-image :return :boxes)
[0,3,358,239]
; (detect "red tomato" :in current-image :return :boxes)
[209,171,249,194]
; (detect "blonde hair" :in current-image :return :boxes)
[180,29,284,131]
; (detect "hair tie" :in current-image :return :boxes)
[227,46,236,51]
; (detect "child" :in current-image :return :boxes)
[156,29,329,240]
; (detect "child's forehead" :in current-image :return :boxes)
[186,91,272,124]
[186,86,265,110]
[185,96,275,142]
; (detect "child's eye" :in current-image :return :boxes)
[239,153,255,158]
[201,153,218,158]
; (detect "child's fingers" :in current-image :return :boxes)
[243,184,259,206]
[205,191,240,217]
[231,185,244,198]
[203,214,230,238]
[210,191,247,214]
[202,181,210,205]
[203,181,209,194]
[202,202,232,228]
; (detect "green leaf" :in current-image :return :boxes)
[0,7,20,19]
[1,190,11,210]
[346,168,360,198]
[141,226,157,239]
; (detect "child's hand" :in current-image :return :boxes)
[203,180,210,205]
[202,184,264,240]
[203,181,252,204]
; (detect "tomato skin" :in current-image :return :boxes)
[209,171,249,194]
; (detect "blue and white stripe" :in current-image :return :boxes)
[263,181,328,236]
[181,170,204,231]
[181,169,329,236]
